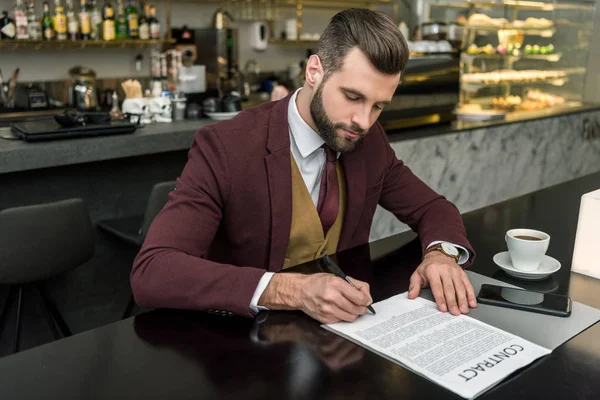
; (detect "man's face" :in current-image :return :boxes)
[310,47,400,153]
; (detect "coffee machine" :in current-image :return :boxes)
[170,27,240,105]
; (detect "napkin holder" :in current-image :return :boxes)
[571,188,600,279]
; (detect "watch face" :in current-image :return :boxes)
[441,242,459,257]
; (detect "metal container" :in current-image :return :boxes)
[68,66,98,111]
[421,22,448,41]
[171,97,187,121]
[448,22,464,48]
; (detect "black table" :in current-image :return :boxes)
[1,173,599,400]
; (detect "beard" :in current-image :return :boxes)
[309,83,366,153]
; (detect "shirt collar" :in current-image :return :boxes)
[287,88,326,159]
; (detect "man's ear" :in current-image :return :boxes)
[305,54,325,89]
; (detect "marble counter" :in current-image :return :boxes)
[370,107,600,242]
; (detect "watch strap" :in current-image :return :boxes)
[424,243,460,263]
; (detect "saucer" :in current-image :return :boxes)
[205,111,240,121]
[493,251,561,281]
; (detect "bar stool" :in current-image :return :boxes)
[0,198,95,355]
[97,180,175,318]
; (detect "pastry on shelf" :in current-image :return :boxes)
[462,69,566,84]
[493,96,522,112]
[524,17,553,28]
[526,89,565,107]
[457,103,482,113]
[468,13,494,26]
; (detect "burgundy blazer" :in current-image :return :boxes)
[131,94,475,317]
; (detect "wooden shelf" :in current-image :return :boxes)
[0,39,175,51]
[427,0,594,12]
[466,24,556,37]
[462,52,563,62]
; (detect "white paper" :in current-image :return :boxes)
[572,188,600,279]
[322,293,551,399]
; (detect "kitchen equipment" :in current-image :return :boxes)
[14,84,49,109]
[447,22,464,48]
[171,93,187,121]
[170,27,238,104]
[378,54,460,131]
[250,22,268,51]
[178,65,206,94]
[185,103,201,119]
[100,88,116,111]
[421,22,447,41]
[68,66,98,111]
[221,93,241,112]
[212,8,233,30]
[202,97,221,113]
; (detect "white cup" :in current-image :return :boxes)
[505,229,550,272]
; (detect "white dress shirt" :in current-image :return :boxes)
[249,89,468,313]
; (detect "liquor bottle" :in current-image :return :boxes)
[89,0,102,40]
[79,0,90,40]
[42,1,53,40]
[148,4,159,39]
[125,0,138,39]
[65,0,78,40]
[114,0,127,39]
[14,0,29,40]
[101,1,115,41]
[53,0,67,41]
[0,10,16,40]
[137,1,148,40]
[26,1,41,40]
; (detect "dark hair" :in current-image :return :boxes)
[315,8,409,78]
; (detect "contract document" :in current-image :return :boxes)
[323,293,551,399]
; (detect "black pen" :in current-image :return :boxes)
[323,255,376,315]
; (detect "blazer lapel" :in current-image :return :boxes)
[265,94,294,272]
[339,144,366,249]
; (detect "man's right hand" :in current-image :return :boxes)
[258,272,373,324]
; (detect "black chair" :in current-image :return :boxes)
[0,199,95,355]
[97,180,176,318]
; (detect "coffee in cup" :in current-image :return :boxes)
[505,229,550,272]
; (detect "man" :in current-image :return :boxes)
[132,8,477,324]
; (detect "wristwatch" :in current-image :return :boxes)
[424,242,460,263]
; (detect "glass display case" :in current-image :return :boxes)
[421,0,596,118]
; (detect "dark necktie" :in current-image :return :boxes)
[316,145,339,236]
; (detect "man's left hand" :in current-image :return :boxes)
[407,251,477,315]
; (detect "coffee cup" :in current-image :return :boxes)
[505,229,550,272]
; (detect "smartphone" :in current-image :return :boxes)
[477,284,572,317]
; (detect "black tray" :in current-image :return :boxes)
[11,118,137,142]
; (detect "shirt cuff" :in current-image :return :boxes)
[427,241,470,265]
[250,272,275,314]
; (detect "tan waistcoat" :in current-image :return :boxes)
[282,155,347,269]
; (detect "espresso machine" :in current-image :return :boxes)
[170,27,240,106]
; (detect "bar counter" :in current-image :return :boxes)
[1,103,599,175]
